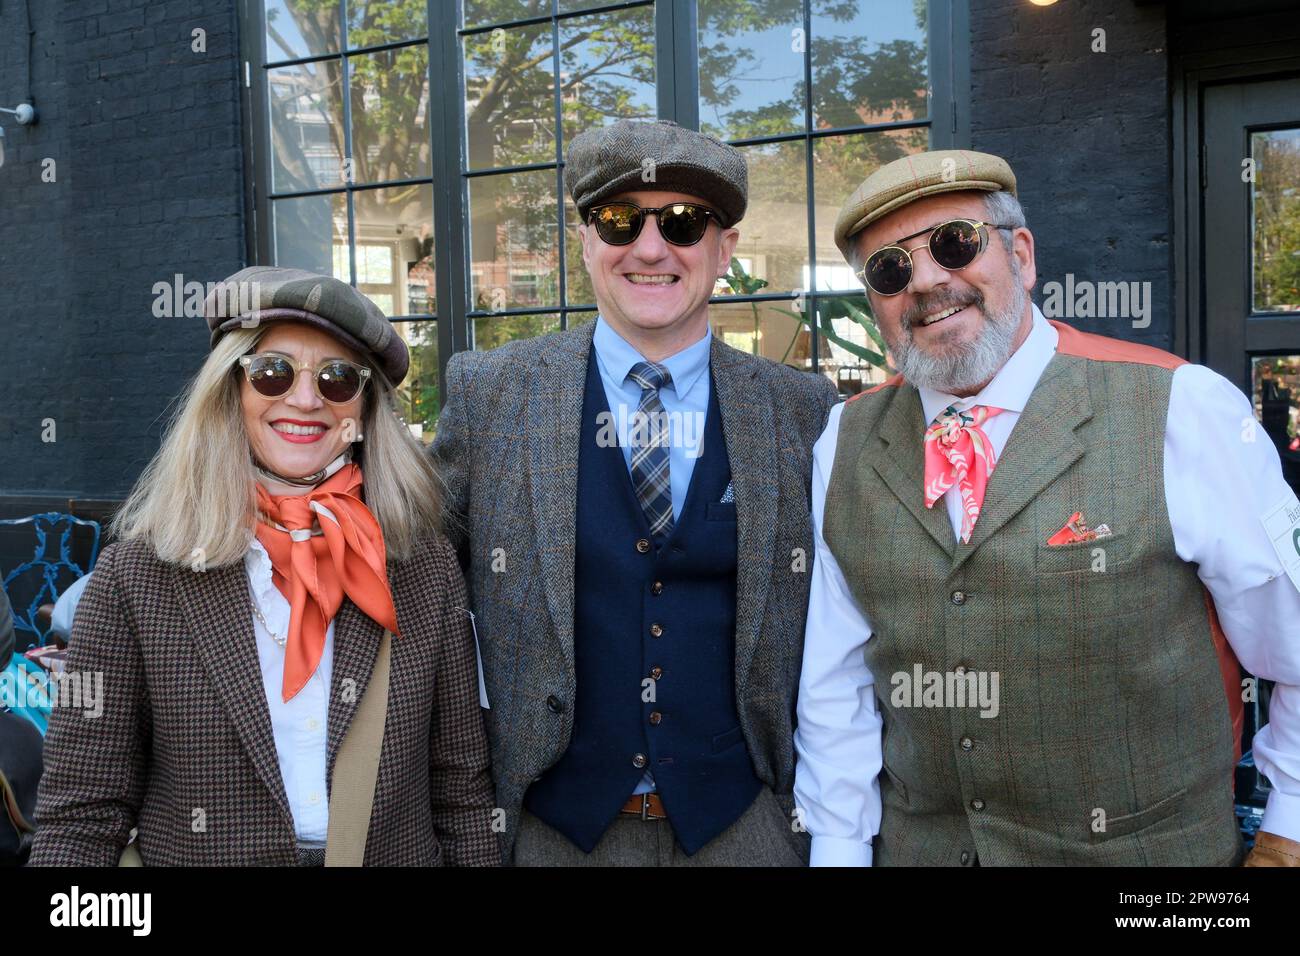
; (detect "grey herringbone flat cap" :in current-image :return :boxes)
[565,119,748,227]
[204,266,408,384]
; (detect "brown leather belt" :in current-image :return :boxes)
[620,793,668,820]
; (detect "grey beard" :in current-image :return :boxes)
[890,280,1028,394]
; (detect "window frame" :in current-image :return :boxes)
[238,0,969,409]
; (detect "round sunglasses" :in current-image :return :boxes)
[587,201,720,247]
[857,219,1016,296]
[239,352,372,405]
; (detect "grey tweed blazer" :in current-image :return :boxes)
[29,530,500,866]
[431,321,839,854]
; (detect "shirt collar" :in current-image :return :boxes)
[918,303,1059,424]
[244,537,277,599]
[592,315,712,400]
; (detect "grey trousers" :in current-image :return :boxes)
[513,786,810,867]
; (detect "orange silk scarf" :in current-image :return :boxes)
[254,462,399,701]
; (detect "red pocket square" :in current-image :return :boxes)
[1047,511,1112,546]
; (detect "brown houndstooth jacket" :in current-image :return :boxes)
[29,528,500,866]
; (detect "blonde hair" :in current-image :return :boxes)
[111,326,442,566]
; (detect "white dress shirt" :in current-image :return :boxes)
[245,538,333,846]
[794,304,1300,866]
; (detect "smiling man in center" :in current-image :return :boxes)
[432,118,839,866]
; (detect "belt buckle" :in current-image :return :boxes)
[639,793,652,821]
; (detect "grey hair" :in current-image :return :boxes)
[983,190,1026,250]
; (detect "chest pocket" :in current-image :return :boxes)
[1035,531,1133,576]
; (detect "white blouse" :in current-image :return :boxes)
[244,537,333,846]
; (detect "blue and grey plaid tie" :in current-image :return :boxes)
[627,361,674,541]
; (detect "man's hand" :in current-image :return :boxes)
[1243,830,1300,866]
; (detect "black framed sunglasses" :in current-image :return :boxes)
[239,352,372,405]
[857,219,1016,296]
[587,201,720,247]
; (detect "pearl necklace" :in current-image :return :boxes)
[250,593,287,648]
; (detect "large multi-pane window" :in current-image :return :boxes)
[460,0,658,350]
[697,0,933,395]
[253,1,441,438]
[241,1,965,438]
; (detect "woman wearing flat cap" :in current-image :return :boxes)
[30,266,499,866]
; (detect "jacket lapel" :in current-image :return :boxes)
[870,384,957,558]
[710,338,777,697]
[950,353,1093,573]
[174,561,292,824]
[325,595,384,784]
[529,322,594,678]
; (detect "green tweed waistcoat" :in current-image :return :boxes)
[823,345,1244,866]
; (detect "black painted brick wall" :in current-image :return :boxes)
[969,0,1172,348]
[0,0,245,505]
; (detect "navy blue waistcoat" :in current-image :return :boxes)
[523,351,762,854]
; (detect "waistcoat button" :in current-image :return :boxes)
[649,711,662,725]
[650,623,663,638]
[960,736,973,751]
[970,798,985,811]
[546,695,564,714]
[960,851,971,865]
[636,538,651,554]
[649,666,663,680]
[950,590,967,605]
[651,581,663,595]
[632,753,647,768]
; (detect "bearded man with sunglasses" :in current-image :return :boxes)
[432,119,838,866]
[793,149,1300,867]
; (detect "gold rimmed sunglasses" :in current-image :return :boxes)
[856,219,1016,296]
[239,352,372,405]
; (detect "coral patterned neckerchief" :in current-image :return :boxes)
[923,404,1003,544]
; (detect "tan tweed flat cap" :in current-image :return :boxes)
[833,149,1017,259]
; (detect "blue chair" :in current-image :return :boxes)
[0,512,101,651]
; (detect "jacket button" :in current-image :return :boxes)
[970,798,985,812]
[650,623,663,638]
[960,736,973,751]
[632,753,647,768]
[651,581,663,595]
[960,851,971,865]
[546,695,564,714]
[636,538,651,554]
[649,711,663,725]
[950,590,967,605]
[649,666,663,680]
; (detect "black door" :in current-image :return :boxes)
[1203,77,1300,493]
[1201,75,1300,819]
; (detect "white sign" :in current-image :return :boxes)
[1260,490,1300,594]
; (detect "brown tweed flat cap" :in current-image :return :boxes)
[204,266,408,385]
[565,119,748,227]
[834,149,1017,259]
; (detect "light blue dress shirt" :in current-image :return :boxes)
[591,315,713,522]
[590,315,714,796]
